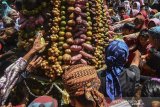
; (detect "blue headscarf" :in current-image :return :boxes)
[105,40,129,100]
[149,26,160,39]
[2,1,12,17]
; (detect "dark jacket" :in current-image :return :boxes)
[98,65,140,98]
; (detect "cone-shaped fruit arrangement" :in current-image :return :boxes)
[41,0,110,78]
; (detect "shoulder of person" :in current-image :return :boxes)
[122,65,140,81]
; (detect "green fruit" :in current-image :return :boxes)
[60,27,66,31]
[61,11,65,15]
[39,37,46,53]
[86,12,90,16]
[58,56,63,61]
[58,42,64,46]
[59,37,65,41]
[61,6,66,10]
[87,17,91,21]
[61,16,66,20]
[61,21,66,26]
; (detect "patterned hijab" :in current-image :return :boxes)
[62,64,106,107]
[105,40,129,101]
[28,96,58,107]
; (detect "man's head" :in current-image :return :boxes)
[134,14,145,29]
[138,29,149,46]
[118,6,126,16]
[122,23,135,35]
[62,64,105,107]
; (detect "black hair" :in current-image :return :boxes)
[122,23,135,31]
[141,79,160,107]
[118,6,125,12]
[72,95,94,107]
[39,104,45,107]
[139,29,149,38]
[141,79,160,97]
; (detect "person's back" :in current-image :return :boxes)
[98,40,141,101]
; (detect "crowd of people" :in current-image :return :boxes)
[0,0,160,107]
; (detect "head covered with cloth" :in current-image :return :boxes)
[105,40,129,100]
[148,26,160,49]
[62,64,106,107]
[28,96,58,107]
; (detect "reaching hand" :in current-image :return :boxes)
[31,31,47,53]
[26,56,43,72]
[134,50,141,57]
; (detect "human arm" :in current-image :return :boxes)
[116,18,135,24]
[123,32,140,40]
[20,56,43,79]
[130,50,141,67]
[0,31,47,105]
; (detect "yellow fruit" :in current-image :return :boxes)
[51,35,58,42]
[65,49,71,54]
[58,56,63,61]
[69,13,75,19]
[63,54,71,61]
[87,31,92,36]
[59,31,65,36]
[68,7,75,12]
[66,26,72,31]
[65,32,72,38]
[87,37,92,41]
[68,20,75,26]
[63,43,70,49]
[67,38,74,44]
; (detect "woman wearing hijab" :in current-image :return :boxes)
[130,9,139,17]
[2,1,12,17]
[148,18,160,29]
[123,0,131,15]
[28,96,58,107]
[98,40,141,101]
[133,2,141,11]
